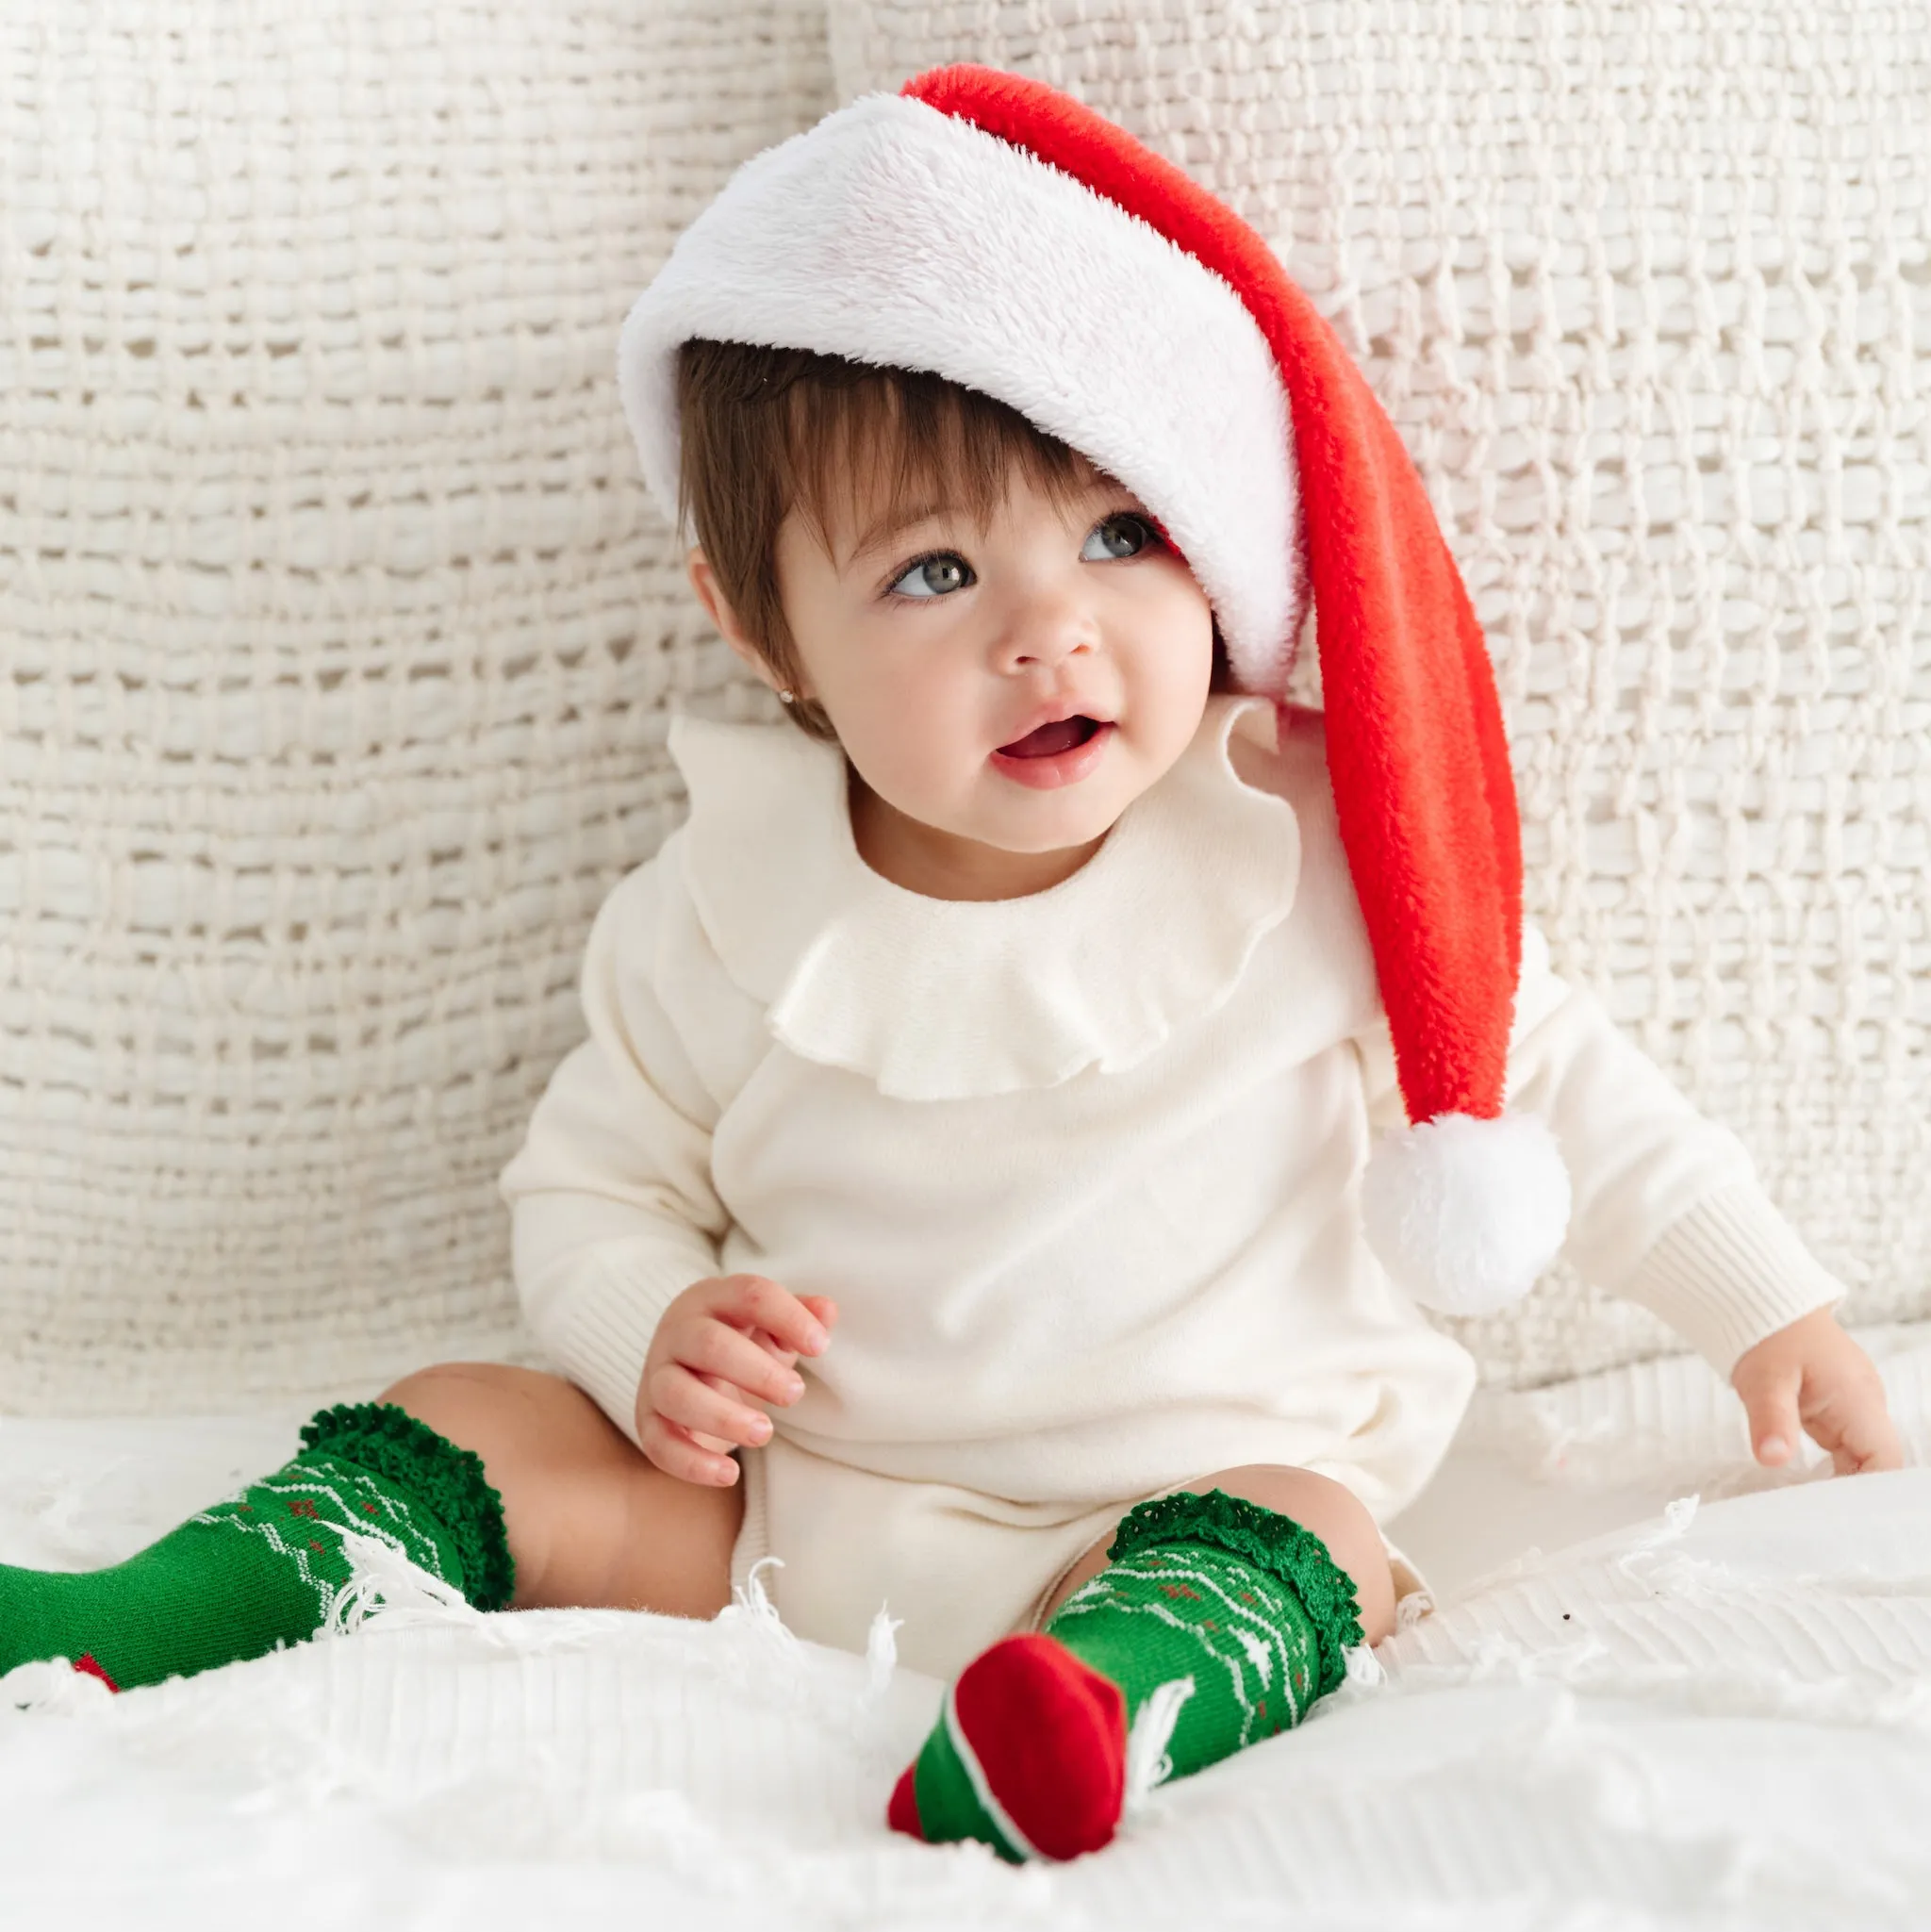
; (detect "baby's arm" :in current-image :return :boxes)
[499,846,744,1448]
[1356,928,1901,1469]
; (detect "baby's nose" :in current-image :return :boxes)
[999,589,1100,669]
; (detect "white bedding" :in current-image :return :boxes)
[6,1330,1931,1930]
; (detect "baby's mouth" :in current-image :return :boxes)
[997,716,1103,759]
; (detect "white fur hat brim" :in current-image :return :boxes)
[618,91,1303,693]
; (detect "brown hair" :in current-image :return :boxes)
[674,338,1227,743]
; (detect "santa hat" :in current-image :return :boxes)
[617,64,1570,1316]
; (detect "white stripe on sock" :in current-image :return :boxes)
[942,1680,1045,1863]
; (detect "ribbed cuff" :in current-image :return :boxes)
[530,1236,717,1448]
[1618,1181,1847,1379]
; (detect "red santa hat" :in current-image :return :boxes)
[618,64,1571,1316]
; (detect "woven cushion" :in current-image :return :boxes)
[8,1,1927,1411]
[0,0,833,1411]
[833,1,1931,1386]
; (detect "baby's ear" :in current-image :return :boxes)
[686,549,801,702]
[685,546,730,630]
[685,549,759,665]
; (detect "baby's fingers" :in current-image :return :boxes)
[649,1362,774,1453]
[1857,1412,1906,1473]
[1806,1390,1906,1476]
[1736,1364,1805,1469]
[749,1294,841,1374]
[719,1276,832,1360]
[677,1318,807,1409]
[638,1412,739,1488]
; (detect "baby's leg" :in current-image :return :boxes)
[0,1363,736,1693]
[381,1362,740,1618]
[890,1463,1389,1862]
[1042,1463,1396,1642]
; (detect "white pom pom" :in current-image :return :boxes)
[1360,1111,1571,1316]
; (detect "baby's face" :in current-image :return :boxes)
[770,459,1216,898]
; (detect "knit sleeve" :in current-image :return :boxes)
[498,843,729,1447]
[1354,926,1844,1379]
[1508,934,1847,1375]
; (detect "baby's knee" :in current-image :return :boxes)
[1204,1464,1397,1646]
[378,1361,620,1478]
[381,1360,542,1437]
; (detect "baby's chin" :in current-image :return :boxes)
[913,796,1120,855]
[965,793,1141,868]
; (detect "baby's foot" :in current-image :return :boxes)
[888,1631,1128,1860]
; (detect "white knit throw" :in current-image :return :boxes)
[2,0,1925,1410]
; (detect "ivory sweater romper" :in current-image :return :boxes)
[499,693,1843,1679]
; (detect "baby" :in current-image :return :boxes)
[0,66,1902,1864]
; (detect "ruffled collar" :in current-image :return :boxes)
[668,694,1302,1099]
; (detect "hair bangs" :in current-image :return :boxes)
[774,365,1096,567]
[674,339,1164,745]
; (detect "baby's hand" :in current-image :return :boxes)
[1730,1306,1904,1476]
[638,1274,835,1486]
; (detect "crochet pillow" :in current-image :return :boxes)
[0,0,833,1411]
[832,2,1931,1387]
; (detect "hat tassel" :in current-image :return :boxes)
[1360,1111,1572,1317]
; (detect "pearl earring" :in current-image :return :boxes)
[778,688,796,705]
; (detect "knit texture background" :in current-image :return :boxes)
[3,0,1926,1410]
[834,0,1931,1386]
[0,1,833,1412]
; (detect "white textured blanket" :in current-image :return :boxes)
[6,1331,1930,1929]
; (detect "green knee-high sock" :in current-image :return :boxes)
[1049,1489,1362,1771]
[888,1490,1363,1861]
[0,1402,514,1692]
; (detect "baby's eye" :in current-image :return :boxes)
[889,552,975,599]
[1081,513,1158,562]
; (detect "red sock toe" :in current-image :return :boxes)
[889,1633,1130,1860]
[953,1632,1127,1859]
[887,1763,923,1839]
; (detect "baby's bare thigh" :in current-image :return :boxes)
[381,1362,742,1618]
